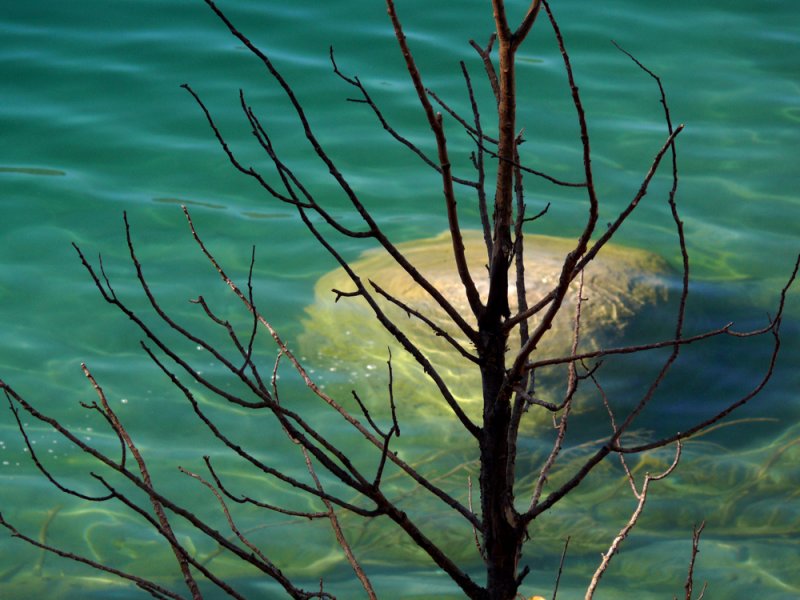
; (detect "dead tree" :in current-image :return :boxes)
[1,1,797,599]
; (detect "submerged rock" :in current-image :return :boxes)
[299,230,671,422]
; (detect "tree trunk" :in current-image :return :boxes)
[479,319,522,599]
[478,19,525,600]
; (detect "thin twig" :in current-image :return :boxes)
[331,48,479,189]
[81,364,202,599]
[552,536,570,600]
[684,521,707,600]
[299,445,378,600]
[369,279,480,364]
[385,0,484,322]
[469,35,499,102]
[528,272,585,512]
[585,442,682,599]
[179,467,272,566]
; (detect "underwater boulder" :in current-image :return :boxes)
[299,230,671,423]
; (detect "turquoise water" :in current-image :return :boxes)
[1,0,798,598]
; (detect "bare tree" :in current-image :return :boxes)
[1,1,797,599]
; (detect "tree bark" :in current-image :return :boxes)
[478,13,526,599]
[479,324,522,599]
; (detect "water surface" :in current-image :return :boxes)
[1,1,798,598]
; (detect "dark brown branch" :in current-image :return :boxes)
[506,0,599,386]
[331,288,361,302]
[290,207,481,438]
[385,0,484,322]
[369,279,480,364]
[552,536,570,600]
[525,273,585,511]
[93,473,254,600]
[178,211,483,528]
[351,390,387,438]
[5,391,113,502]
[179,84,310,210]
[535,263,796,529]
[81,364,202,599]
[142,343,380,516]
[526,322,735,371]
[512,1,544,50]
[523,444,611,523]
[375,492,485,599]
[238,91,376,240]
[468,133,588,188]
[683,521,707,600]
[585,443,682,598]
[4,378,325,598]
[426,85,499,146]
[203,458,328,519]
[331,49,479,190]
[598,39,690,453]
[121,217,385,492]
[460,61,493,261]
[371,351,400,488]
[507,153,532,459]
[505,124,684,332]
[190,296,481,535]
[189,292,268,393]
[612,250,797,453]
[74,231,275,412]
[386,348,401,437]
[202,1,481,342]
[178,467,278,592]
[522,202,550,223]
[298,446,376,600]
[615,324,783,453]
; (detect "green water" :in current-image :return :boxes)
[1,0,798,598]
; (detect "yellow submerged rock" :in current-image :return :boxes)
[299,230,671,424]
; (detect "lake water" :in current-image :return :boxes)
[1,1,798,598]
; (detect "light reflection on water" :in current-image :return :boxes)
[1,0,798,598]
[2,420,797,598]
